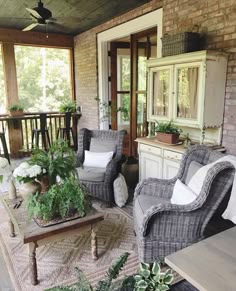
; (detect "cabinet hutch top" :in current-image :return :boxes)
[147,50,228,67]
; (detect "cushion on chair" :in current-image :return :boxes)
[134,195,170,231]
[76,166,106,182]
[113,174,128,207]
[171,179,197,205]
[185,161,203,184]
[90,138,117,153]
[83,150,113,168]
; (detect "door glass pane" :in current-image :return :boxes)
[138,46,147,91]
[137,93,147,137]
[117,49,130,91]
[117,93,130,133]
[152,70,169,116]
[177,67,199,119]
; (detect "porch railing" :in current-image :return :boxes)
[0,112,81,158]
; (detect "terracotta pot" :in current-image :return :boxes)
[19,181,40,200]
[156,132,179,144]
[9,110,24,117]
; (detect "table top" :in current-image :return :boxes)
[1,194,104,244]
[165,227,236,291]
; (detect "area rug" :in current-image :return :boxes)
[0,201,140,291]
[0,199,182,291]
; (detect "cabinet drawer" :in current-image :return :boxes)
[139,143,161,156]
[163,150,182,161]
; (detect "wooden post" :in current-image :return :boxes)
[2,42,23,158]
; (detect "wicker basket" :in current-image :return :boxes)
[162,32,200,57]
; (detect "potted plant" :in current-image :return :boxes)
[155,121,182,144]
[46,252,174,291]
[29,139,77,187]
[13,162,45,198]
[27,176,90,224]
[59,100,77,113]
[8,104,25,116]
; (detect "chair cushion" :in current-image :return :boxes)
[77,166,106,182]
[134,195,170,230]
[185,161,203,184]
[90,138,117,153]
[113,174,128,207]
[83,150,113,168]
[171,179,197,205]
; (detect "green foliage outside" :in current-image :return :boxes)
[14,45,72,112]
[154,121,182,135]
[27,176,89,221]
[46,252,173,291]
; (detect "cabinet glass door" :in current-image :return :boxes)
[176,65,199,120]
[151,68,171,118]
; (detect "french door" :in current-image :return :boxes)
[110,27,157,156]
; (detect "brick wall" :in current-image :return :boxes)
[74,0,236,153]
[74,0,162,130]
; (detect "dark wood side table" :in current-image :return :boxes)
[1,195,104,286]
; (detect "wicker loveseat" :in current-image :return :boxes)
[133,145,235,263]
[76,128,126,203]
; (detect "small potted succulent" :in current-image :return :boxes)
[8,104,25,116]
[155,121,182,144]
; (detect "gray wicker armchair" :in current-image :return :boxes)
[76,128,126,202]
[133,145,235,263]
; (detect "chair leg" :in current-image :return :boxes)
[35,132,40,148]
[0,134,10,164]
[46,131,51,147]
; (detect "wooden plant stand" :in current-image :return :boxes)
[1,195,104,286]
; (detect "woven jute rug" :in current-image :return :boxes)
[0,199,182,291]
[0,201,140,291]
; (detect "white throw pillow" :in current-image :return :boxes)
[83,150,113,168]
[171,179,198,205]
[113,174,129,207]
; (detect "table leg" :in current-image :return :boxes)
[28,242,38,285]
[9,219,15,237]
[91,228,98,260]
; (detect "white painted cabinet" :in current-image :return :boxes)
[138,139,184,181]
[140,151,163,180]
[147,50,228,130]
[163,159,180,179]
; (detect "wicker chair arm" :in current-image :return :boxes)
[104,157,120,183]
[134,177,176,200]
[138,161,235,237]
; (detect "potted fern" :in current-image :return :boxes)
[8,103,25,116]
[155,121,182,144]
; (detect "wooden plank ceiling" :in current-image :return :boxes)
[0,0,151,36]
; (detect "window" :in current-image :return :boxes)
[15,45,72,112]
[0,45,6,114]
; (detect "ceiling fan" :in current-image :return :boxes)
[23,0,53,31]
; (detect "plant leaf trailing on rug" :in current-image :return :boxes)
[46,252,173,291]
[46,252,131,291]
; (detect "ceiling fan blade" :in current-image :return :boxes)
[26,7,42,19]
[22,22,39,31]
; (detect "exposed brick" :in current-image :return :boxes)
[74,0,236,152]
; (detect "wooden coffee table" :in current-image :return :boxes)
[1,194,104,285]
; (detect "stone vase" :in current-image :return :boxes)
[19,181,40,200]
